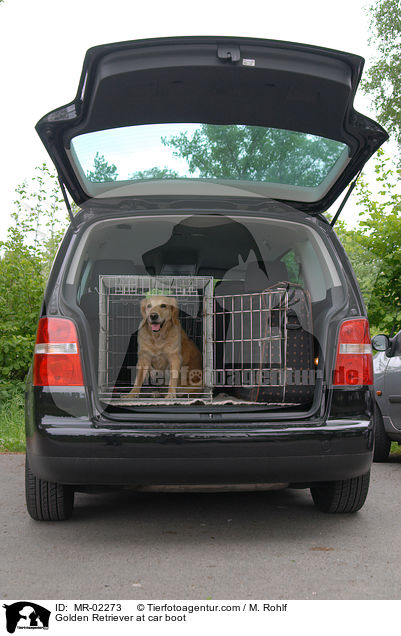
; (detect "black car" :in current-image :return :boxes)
[25,36,388,520]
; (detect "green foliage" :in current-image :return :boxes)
[129,166,180,180]
[356,152,401,332]
[87,152,118,182]
[163,124,344,185]
[281,251,303,285]
[335,150,401,333]
[391,442,401,455]
[362,0,401,161]
[0,164,69,390]
[334,220,380,310]
[0,386,25,452]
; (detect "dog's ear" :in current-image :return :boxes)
[140,298,148,318]
[169,298,180,325]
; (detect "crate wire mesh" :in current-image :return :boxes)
[212,289,288,391]
[98,275,214,403]
[98,275,290,405]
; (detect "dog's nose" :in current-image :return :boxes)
[150,313,159,321]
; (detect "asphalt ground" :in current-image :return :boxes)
[1,453,401,600]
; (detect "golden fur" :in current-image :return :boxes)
[126,296,203,398]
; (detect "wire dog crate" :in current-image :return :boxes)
[98,275,296,405]
[98,275,214,403]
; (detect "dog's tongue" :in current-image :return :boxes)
[151,323,161,332]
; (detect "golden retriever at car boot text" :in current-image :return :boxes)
[127,296,203,398]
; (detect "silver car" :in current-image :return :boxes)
[372,332,401,460]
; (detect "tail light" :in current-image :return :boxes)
[333,318,373,386]
[33,317,84,386]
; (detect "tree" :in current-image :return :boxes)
[362,0,401,161]
[163,124,344,185]
[334,220,381,313]
[129,166,180,180]
[87,152,118,182]
[0,164,69,390]
[335,150,401,333]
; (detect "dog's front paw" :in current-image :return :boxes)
[165,390,177,399]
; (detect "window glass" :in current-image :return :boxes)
[71,123,348,190]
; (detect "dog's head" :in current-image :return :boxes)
[140,296,179,333]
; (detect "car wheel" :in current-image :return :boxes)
[25,456,74,521]
[373,403,391,462]
[310,471,370,513]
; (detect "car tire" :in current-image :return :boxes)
[373,403,391,462]
[25,456,74,521]
[310,471,370,513]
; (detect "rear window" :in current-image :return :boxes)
[69,123,349,201]
[281,250,303,285]
[66,212,341,304]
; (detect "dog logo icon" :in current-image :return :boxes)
[2,602,50,633]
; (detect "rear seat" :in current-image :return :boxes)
[214,259,289,296]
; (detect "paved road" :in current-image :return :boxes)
[1,453,401,600]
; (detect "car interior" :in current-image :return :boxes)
[62,212,344,408]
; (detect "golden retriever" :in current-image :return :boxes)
[126,295,203,398]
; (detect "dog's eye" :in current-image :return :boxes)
[160,304,166,308]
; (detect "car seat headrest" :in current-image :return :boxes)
[244,260,289,292]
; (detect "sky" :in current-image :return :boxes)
[0,0,385,240]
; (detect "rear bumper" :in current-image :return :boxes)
[26,418,374,486]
